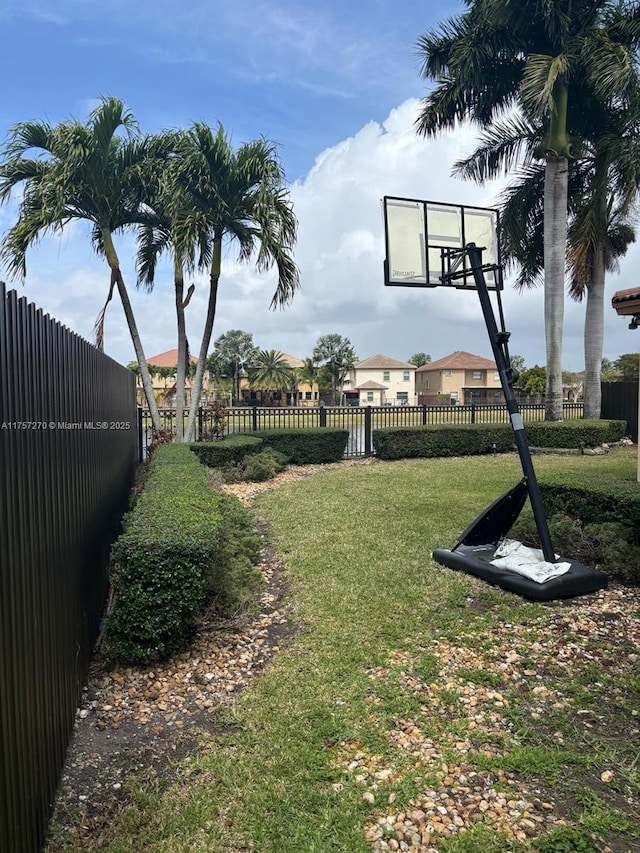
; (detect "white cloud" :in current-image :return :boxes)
[5,97,636,371]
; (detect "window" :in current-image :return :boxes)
[383,370,390,381]
[494,371,500,381]
[298,391,302,400]
[397,391,408,402]
[444,370,452,376]
[472,370,482,380]
[305,391,312,400]
[424,379,430,390]
[366,391,374,401]
[450,391,458,400]
[403,370,410,381]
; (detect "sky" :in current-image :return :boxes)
[0,0,638,372]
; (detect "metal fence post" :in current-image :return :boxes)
[138,407,143,462]
[319,406,327,428]
[252,405,258,432]
[422,404,427,425]
[471,403,476,424]
[364,406,372,456]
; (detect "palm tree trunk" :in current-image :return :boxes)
[583,246,605,419]
[185,235,221,442]
[102,228,161,432]
[174,257,186,441]
[543,154,568,421]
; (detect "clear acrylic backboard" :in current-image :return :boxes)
[382,196,502,290]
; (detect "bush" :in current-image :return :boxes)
[209,493,263,614]
[241,448,288,481]
[106,443,264,664]
[247,428,349,463]
[373,424,514,460]
[190,434,264,468]
[524,418,627,448]
[372,419,628,460]
[511,513,640,584]
[106,444,220,664]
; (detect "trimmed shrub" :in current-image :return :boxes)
[373,424,513,460]
[106,443,264,664]
[106,444,220,664]
[246,428,349,463]
[190,434,264,468]
[539,472,640,534]
[241,448,288,481]
[524,418,627,448]
[372,419,628,460]
[511,512,640,584]
[209,493,263,613]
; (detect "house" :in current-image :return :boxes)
[415,351,504,405]
[344,354,417,406]
[131,349,199,407]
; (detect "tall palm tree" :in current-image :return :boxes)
[457,82,640,417]
[0,96,162,430]
[298,357,319,404]
[171,124,299,440]
[416,0,639,420]
[136,130,197,440]
[211,330,259,406]
[313,334,357,405]
[249,350,294,402]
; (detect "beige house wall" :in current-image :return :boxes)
[348,367,417,405]
[416,368,502,402]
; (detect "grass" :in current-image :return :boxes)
[56,449,639,852]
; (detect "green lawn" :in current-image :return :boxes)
[71,450,639,852]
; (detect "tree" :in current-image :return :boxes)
[135,129,198,440]
[408,352,431,367]
[313,334,357,405]
[416,0,640,421]
[613,353,640,382]
[0,96,162,431]
[210,330,258,405]
[458,94,640,418]
[510,354,526,375]
[516,365,546,396]
[298,357,319,402]
[249,350,294,400]
[171,124,299,440]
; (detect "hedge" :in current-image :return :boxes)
[190,434,264,467]
[244,428,349,464]
[372,419,627,460]
[106,443,262,664]
[372,424,514,460]
[524,419,627,448]
[539,472,640,534]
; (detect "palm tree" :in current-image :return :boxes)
[457,80,640,417]
[249,350,294,403]
[313,334,357,405]
[171,124,299,440]
[136,130,197,440]
[416,0,639,420]
[0,96,162,430]
[211,330,259,405]
[298,357,319,404]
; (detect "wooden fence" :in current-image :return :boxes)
[0,285,139,853]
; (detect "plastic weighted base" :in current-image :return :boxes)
[432,544,608,602]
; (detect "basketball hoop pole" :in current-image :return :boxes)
[465,243,556,562]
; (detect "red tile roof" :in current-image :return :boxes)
[416,351,496,372]
[147,348,197,367]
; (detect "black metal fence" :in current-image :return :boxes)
[139,401,586,458]
[0,285,138,853]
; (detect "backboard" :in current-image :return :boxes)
[382,196,502,290]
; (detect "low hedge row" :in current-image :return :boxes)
[372,419,627,460]
[539,471,640,534]
[525,419,627,448]
[193,428,349,467]
[106,444,261,664]
[190,434,263,468]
